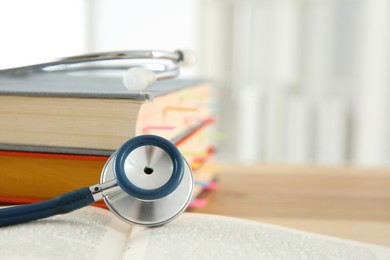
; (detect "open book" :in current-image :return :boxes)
[0,206,389,260]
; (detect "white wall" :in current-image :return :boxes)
[87,0,201,77]
[0,0,87,68]
[201,0,390,167]
[353,0,390,166]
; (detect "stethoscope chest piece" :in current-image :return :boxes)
[100,135,193,227]
[0,135,193,228]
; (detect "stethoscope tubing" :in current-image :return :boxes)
[0,187,95,227]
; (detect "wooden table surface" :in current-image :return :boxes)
[191,163,390,247]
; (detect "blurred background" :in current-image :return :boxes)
[0,0,389,167]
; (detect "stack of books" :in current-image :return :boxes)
[0,72,218,208]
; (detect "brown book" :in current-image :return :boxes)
[0,78,212,153]
[0,121,217,207]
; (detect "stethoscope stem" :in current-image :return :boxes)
[155,67,179,80]
[0,50,183,75]
[0,49,195,90]
[89,179,121,202]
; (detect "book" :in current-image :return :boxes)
[0,151,216,208]
[0,120,217,207]
[0,206,388,259]
[0,75,213,153]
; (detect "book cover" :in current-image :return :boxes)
[0,72,204,99]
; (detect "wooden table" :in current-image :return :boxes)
[191,164,390,247]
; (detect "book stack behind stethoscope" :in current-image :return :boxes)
[0,50,219,227]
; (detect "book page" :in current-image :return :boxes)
[0,206,131,260]
[124,213,390,260]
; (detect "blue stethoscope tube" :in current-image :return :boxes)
[0,135,186,227]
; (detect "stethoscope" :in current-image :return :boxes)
[0,49,196,91]
[0,135,193,227]
[0,50,196,227]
